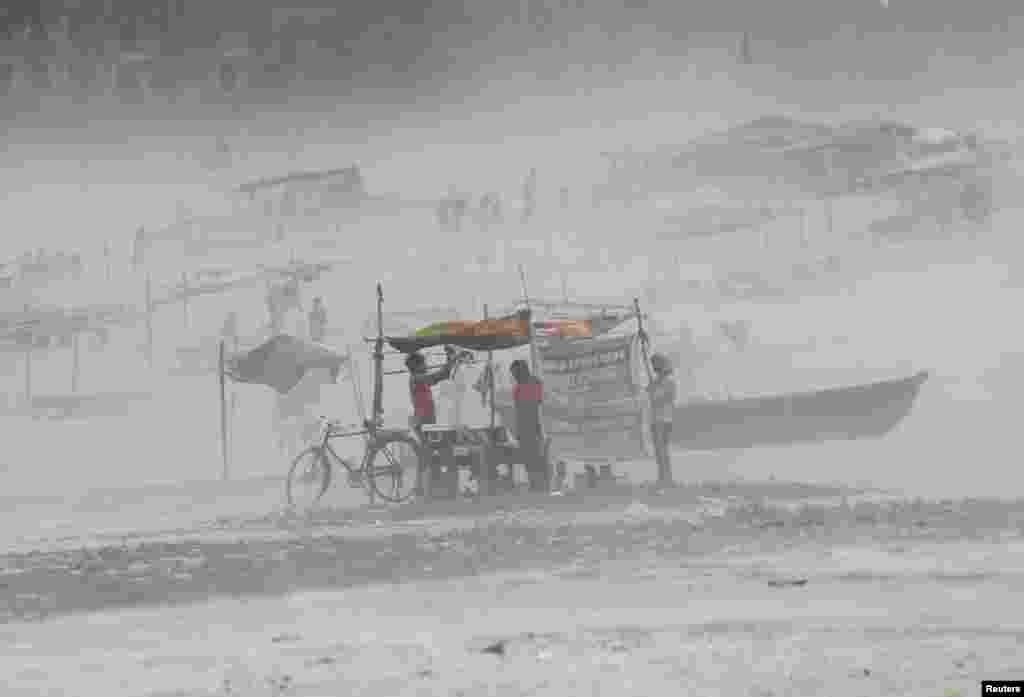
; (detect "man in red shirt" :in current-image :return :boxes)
[510,359,548,492]
[407,347,459,495]
[406,347,458,435]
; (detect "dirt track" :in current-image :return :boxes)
[2,480,1021,626]
[3,482,1024,696]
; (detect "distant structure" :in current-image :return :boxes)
[236,165,365,217]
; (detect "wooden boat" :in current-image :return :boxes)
[672,370,929,450]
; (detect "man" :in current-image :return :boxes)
[407,347,458,436]
[647,353,677,487]
[510,359,547,492]
[308,297,327,343]
[408,347,458,493]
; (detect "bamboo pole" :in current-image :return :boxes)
[635,297,666,482]
[517,264,550,491]
[71,331,80,393]
[482,302,495,497]
[23,343,32,408]
[369,283,384,506]
[219,341,229,481]
[485,304,496,430]
[181,271,190,329]
[144,275,154,368]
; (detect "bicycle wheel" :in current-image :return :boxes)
[286,446,332,509]
[365,432,423,503]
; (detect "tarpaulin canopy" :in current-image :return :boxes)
[386,310,532,353]
[224,334,348,394]
[383,302,639,354]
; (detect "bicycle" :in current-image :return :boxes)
[286,415,423,509]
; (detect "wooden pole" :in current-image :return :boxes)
[181,272,190,330]
[219,340,229,481]
[369,283,384,506]
[144,275,154,368]
[482,303,495,497]
[517,264,550,491]
[634,297,659,468]
[71,331,80,393]
[517,264,541,377]
[484,304,496,431]
[372,283,384,427]
[23,343,32,408]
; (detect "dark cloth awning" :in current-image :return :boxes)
[225,334,348,394]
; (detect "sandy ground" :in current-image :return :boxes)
[3,482,1024,696]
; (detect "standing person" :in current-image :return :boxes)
[647,353,677,487]
[308,296,327,343]
[407,347,459,493]
[406,347,458,437]
[510,359,547,492]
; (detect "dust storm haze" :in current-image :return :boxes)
[2,2,1024,695]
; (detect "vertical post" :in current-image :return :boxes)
[219,341,229,481]
[181,271,190,329]
[23,343,32,408]
[483,303,495,497]
[104,240,112,282]
[484,304,496,431]
[71,331,80,393]
[369,283,385,506]
[635,297,665,483]
[517,265,541,377]
[518,264,550,491]
[144,275,154,368]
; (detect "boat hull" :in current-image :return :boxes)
[672,371,929,450]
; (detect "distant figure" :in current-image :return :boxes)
[510,359,547,492]
[960,177,992,230]
[441,186,466,234]
[560,186,569,210]
[647,353,677,487]
[521,168,537,223]
[308,296,327,343]
[478,193,496,230]
[218,61,237,95]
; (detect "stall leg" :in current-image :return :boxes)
[479,445,493,497]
